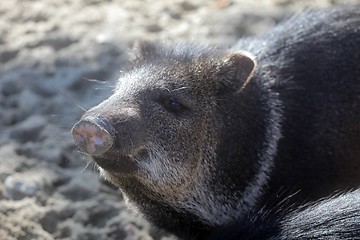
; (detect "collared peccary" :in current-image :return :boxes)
[71,6,360,239]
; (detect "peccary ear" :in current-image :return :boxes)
[218,51,257,92]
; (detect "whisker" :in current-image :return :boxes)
[83,78,106,84]
[49,114,76,118]
[172,86,189,92]
[82,77,115,89]
[75,149,91,157]
[80,160,92,173]
[59,90,87,112]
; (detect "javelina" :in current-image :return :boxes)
[72,6,360,239]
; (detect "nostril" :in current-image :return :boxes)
[71,116,115,156]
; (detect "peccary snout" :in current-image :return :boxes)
[71,116,115,156]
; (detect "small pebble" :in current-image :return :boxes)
[4,175,37,200]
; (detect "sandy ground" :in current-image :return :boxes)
[0,0,358,239]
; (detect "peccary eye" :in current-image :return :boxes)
[162,97,187,114]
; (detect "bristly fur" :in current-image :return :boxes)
[208,190,360,240]
[73,6,360,240]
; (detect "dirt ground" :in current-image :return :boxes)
[0,0,358,239]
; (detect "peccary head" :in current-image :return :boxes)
[72,42,278,234]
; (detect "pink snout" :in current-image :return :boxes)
[71,117,115,156]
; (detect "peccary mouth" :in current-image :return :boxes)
[93,148,149,174]
[93,151,138,173]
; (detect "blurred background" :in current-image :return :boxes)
[0,0,358,239]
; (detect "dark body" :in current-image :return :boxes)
[72,7,360,239]
[232,6,360,203]
[209,190,360,240]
